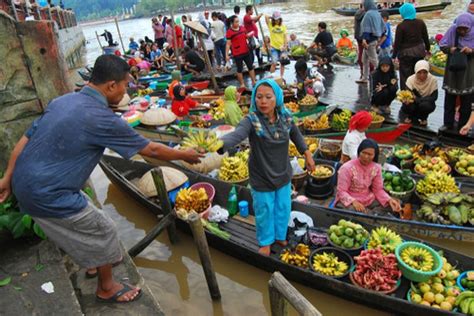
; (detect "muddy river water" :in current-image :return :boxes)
[81,1,473,314]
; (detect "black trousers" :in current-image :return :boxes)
[401,99,436,121]
[372,89,397,107]
[399,56,424,90]
[444,93,473,128]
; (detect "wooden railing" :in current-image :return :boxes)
[0,0,77,28]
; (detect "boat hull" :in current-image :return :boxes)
[332,2,451,17]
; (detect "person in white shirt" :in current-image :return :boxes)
[341,111,373,163]
[234,5,244,25]
[211,12,227,69]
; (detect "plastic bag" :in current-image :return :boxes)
[208,205,229,223]
[290,157,304,175]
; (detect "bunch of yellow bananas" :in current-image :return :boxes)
[209,99,225,120]
[312,252,349,276]
[175,188,209,214]
[280,244,310,268]
[416,171,460,196]
[397,90,415,103]
[218,156,248,181]
[304,114,330,131]
[400,247,434,271]
[181,131,223,153]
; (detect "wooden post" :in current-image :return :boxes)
[95,31,104,50]
[170,10,181,70]
[188,212,221,300]
[197,34,219,92]
[128,212,173,257]
[253,3,270,64]
[151,168,178,244]
[268,272,322,316]
[114,17,126,54]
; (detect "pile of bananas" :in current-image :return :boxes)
[289,138,318,156]
[310,165,333,178]
[234,149,249,162]
[280,244,310,268]
[285,101,299,113]
[367,226,403,255]
[175,188,210,214]
[219,156,248,182]
[330,109,352,131]
[137,88,154,96]
[416,171,460,196]
[312,252,349,276]
[299,95,318,106]
[400,246,434,272]
[430,51,447,68]
[181,131,223,153]
[209,99,225,120]
[455,291,474,315]
[369,111,384,122]
[303,114,330,131]
[397,90,415,103]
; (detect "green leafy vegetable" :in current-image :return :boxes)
[0,277,12,287]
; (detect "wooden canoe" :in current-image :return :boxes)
[332,2,451,17]
[99,155,473,316]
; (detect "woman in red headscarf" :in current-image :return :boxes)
[341,111,373,163]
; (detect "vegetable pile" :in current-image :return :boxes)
[383,170,415,193]
[329,220,369,250]
[416,192,474,226]
[352,248,401,292]
[330,109,352,131]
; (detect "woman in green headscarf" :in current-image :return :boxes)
[336,29,353,49]
[223,86,243,126]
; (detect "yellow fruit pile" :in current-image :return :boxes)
[414,157,450,175]
[209,99,225,120]
[289,138,318,156]
[303,114,330,131]
[400,246,434,272]
[280,244,310,268]
[285,101,299,113]
[455,154,474,177]
[330,109,352,131]
[310,165,333,178]
[416,171,460,196]
[181,131,223,153]
[218,156,248,182]
[175,188,210,214]
[397,90,415,103]
[369,111,384,122]
[312,252,349,276]
[299,95,318,106]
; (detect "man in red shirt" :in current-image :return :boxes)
[243,5,263,65]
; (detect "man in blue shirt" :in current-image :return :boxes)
[0,55,202,303]
[128,37,139,52]
[150,43,163,69]
[378,11,392,59]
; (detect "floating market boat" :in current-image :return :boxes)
[99,155,474,316]
[332,1,451,17]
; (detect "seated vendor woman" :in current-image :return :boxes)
[341,111,373,163]
[171,84,198,118]
[219,79,316,256]
[336,139,401,213]
[223,86,243,126]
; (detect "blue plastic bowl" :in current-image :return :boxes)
[457,270,474,292]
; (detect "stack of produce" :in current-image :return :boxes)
[393,145,413,160]
[209,99,225,120]
[303,114,330,131]
[137,88,154,96]
[191,118,211,128]
[280,244,310,268]
[455,291,474,315]
[446,148,466,164]
[312,252,349,277]
[298,95,318,106]
[369,111,384,122]
[399,245,435,272]
[367,226,403,255]
[460,272,474,291]
[416,192,474,226]
[218,155,248,182]
[235,149,249,162]
[285,101,299,113]
[175,188,210,216]
[337,47,357,58]
[382,170,415,193]
[330,109,352,131]
[181,131,223,153]
[416,171,460,196]
[430,51,447,68]
[290,45,307,57]
[414,157,450,175]
[409,254,461,311]
[309,165,333,178]
[289,138,318,156]
[397,90,415,103]
[328,220,369,249]
[352,248,401,292]
[455,153,474,177]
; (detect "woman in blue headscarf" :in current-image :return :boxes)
[391,3,430,90]
[355,0,386,84]
[219,79,316,255]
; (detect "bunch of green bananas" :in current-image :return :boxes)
[181,131,223,153]
[330,109,352,131]
[416,171,460,196]
[455,291,474,315]
[312,252,348,276]
[218,156,248,181]
[400,247,434,272]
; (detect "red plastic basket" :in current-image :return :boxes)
[190,81,210,90]
[190,182,216,202]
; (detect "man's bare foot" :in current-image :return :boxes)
[96,282,141,303]
[258,246,271,256]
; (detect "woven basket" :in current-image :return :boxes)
[385,179,416,203]
[308,164,335,183]
[220,177,249,187]
[292,172,307,191]
[319,143,342,161]
[369,116,385,129]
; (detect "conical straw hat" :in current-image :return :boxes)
[141,108,177,126]
[137,167,188,197]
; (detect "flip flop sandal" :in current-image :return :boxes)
[96,282,142,304]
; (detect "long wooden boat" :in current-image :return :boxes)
[99,155,473,316]
[332,1,451,17]
[429,63,445,77]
